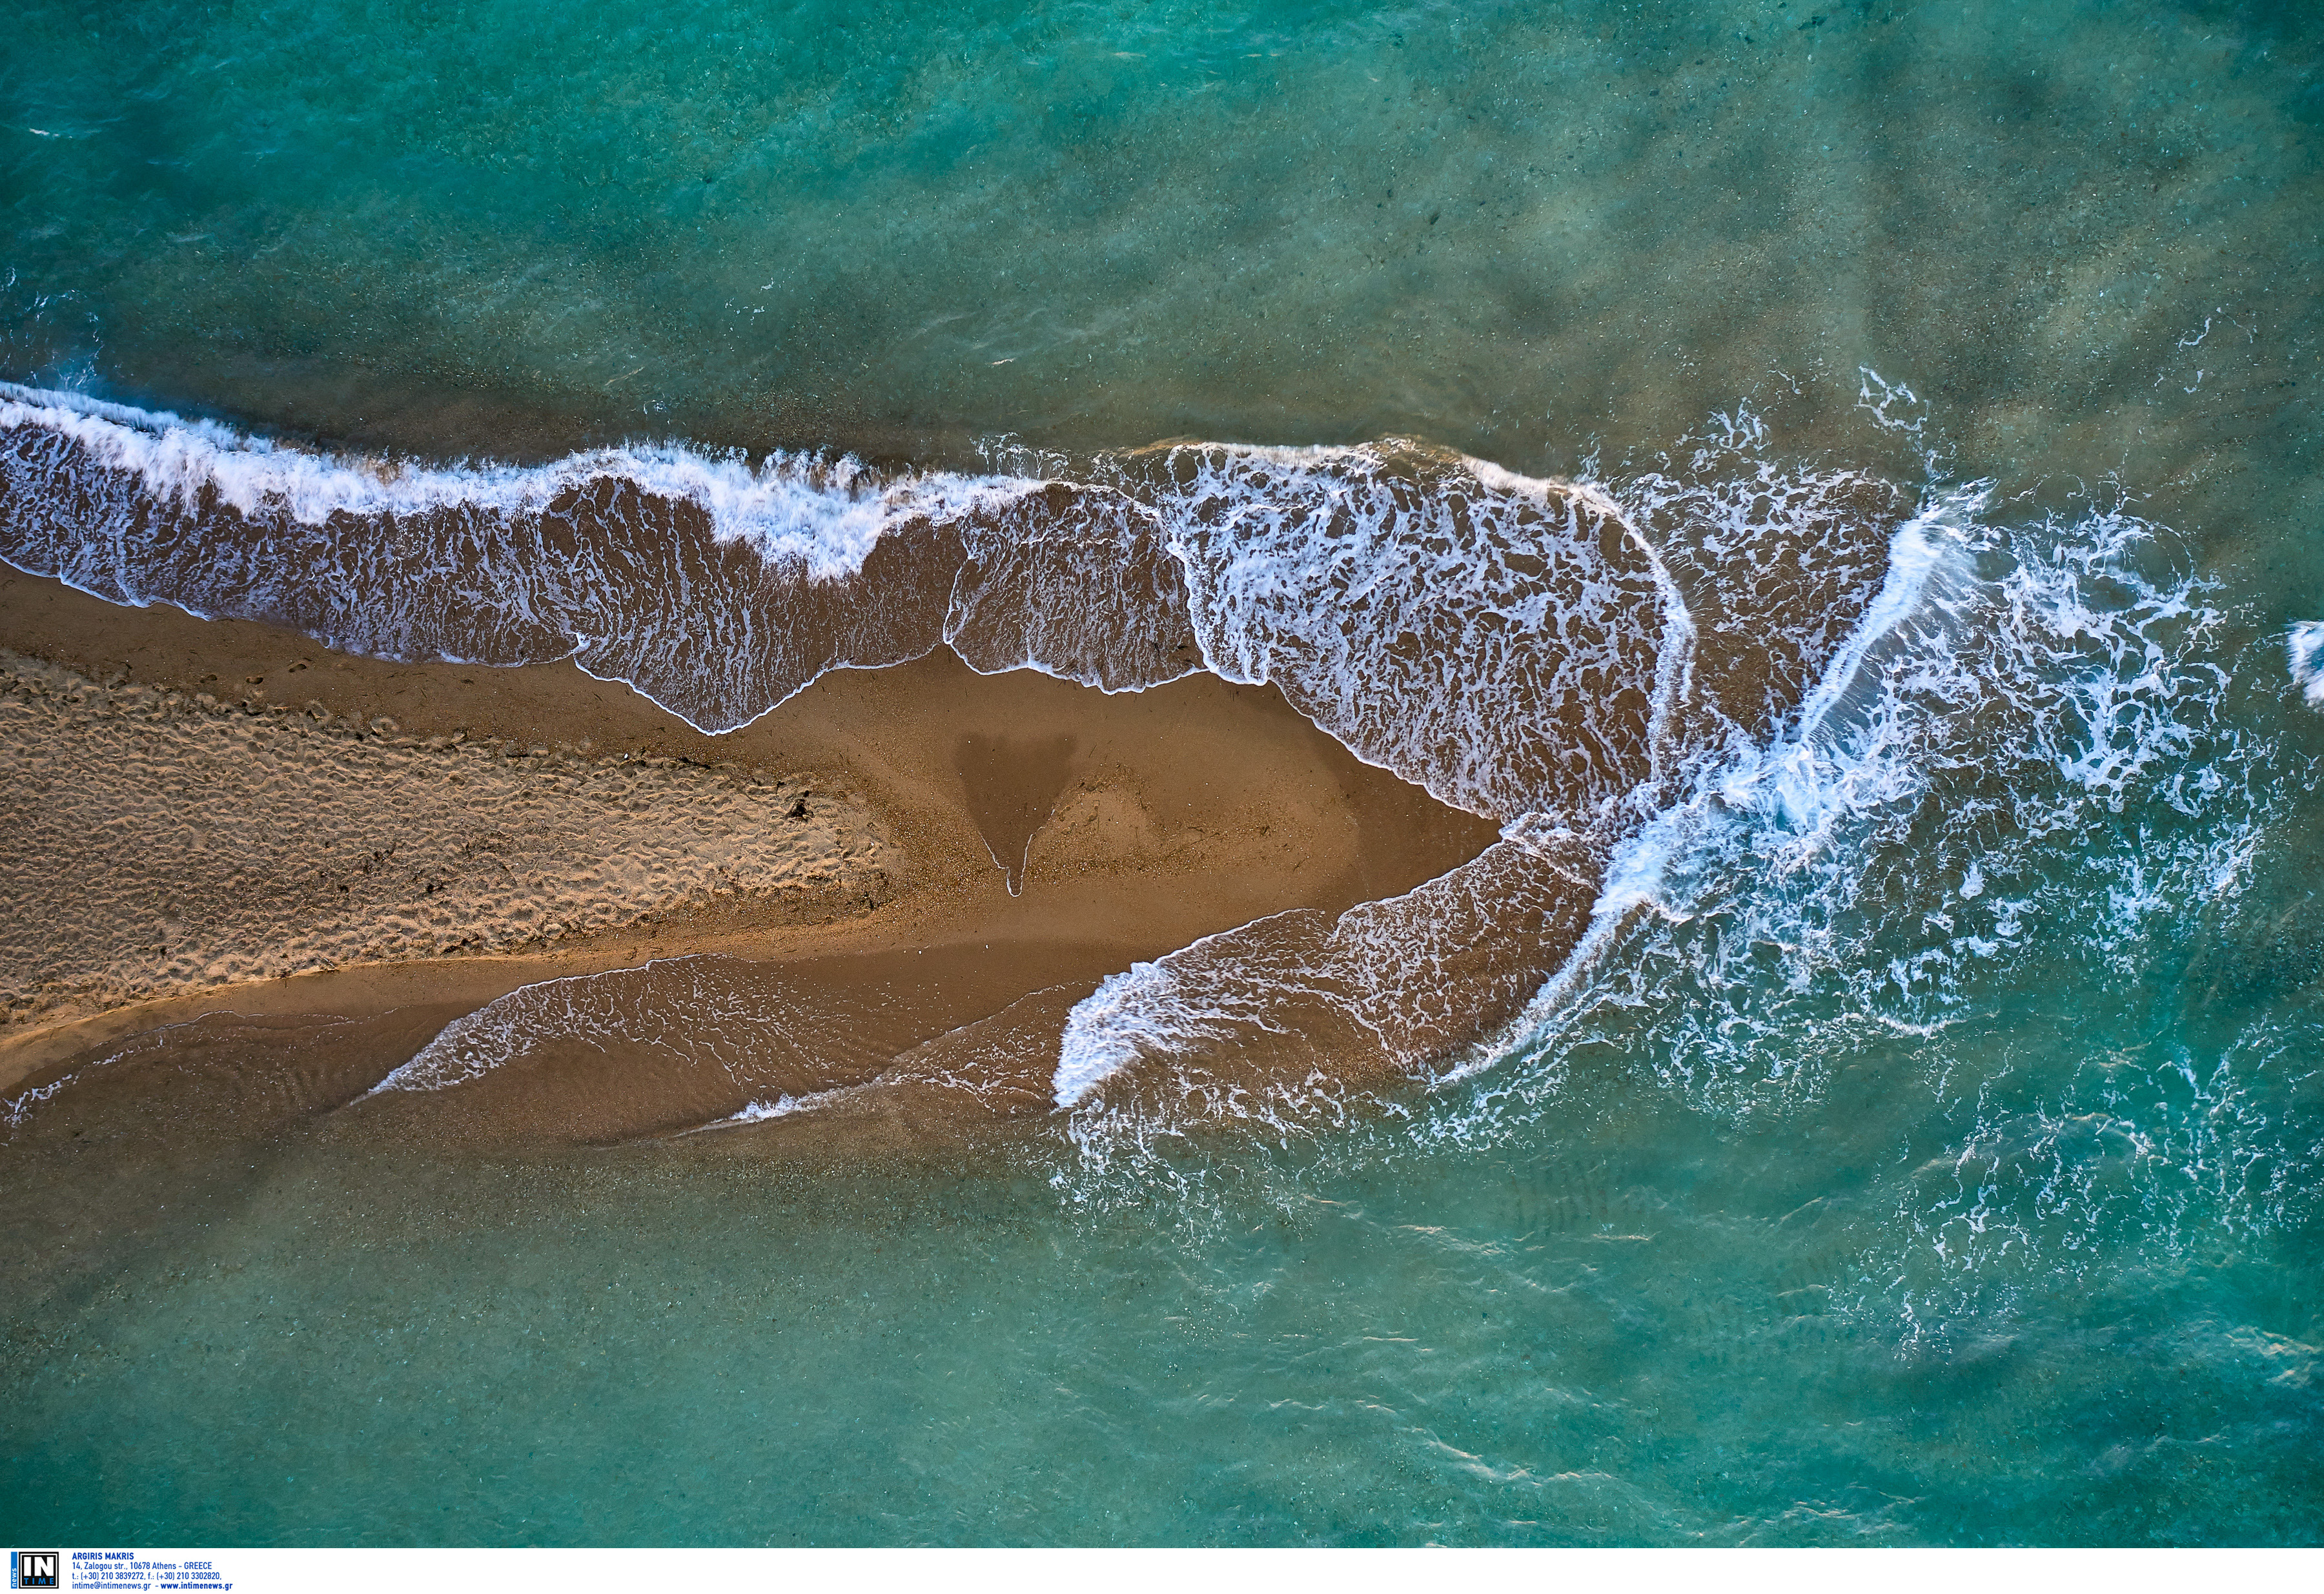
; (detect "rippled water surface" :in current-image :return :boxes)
[3,0,2321,1547]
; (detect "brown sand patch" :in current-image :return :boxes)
[0,649,886,1032]
[0,568,1503,1118]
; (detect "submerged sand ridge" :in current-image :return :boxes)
[0,648,887,1032]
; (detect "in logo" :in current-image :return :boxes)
[10,1553,57,1591]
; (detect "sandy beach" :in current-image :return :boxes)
[6,0,2318,1546]
[0,565,1500,1134]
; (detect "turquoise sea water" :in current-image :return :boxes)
[5,0,2324,1546]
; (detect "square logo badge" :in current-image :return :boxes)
[9,1553,58,1591]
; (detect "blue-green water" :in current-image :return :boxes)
[5,0,2324,1547]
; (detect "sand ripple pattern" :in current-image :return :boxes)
[0,653,884,1029]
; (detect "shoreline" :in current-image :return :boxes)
[0,564,1502,1113]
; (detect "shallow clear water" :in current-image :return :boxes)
[4,0,2323,1548]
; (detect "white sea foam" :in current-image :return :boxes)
[1043,437,1693,1118]
[2287,621,2324,708]
[1478,495,1976,1064]
[1045,444,2271,1223]
[0,381,1033,577]
[0,383,1214,733]
[369,966,618,1094]
[677,1090,849,1134]
[1051,909,1332,1110]
[3,1069,82,1130]
[1046,485,1946,1130]
[12,382,2263,1213]
[1045,445,1910,1137]
[1429,496,2252,1144]
[1123,441,1675,823]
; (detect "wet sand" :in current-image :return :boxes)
[0,567,1502,1121]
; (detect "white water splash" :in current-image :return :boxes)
[677,1090,850,1134]
[2287,621,2324,708]
[0,382,1034,577]
[10,382,2274,1237]
[1046,455,1923,1139]
[1125,441,1673,823]
[1436,495,2254,1139]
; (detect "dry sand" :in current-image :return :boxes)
[0,649,886,1032]
[0,567,1500,1110]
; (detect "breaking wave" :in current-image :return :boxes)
[4,380,2296,1246]
[2287,620,2324,708]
